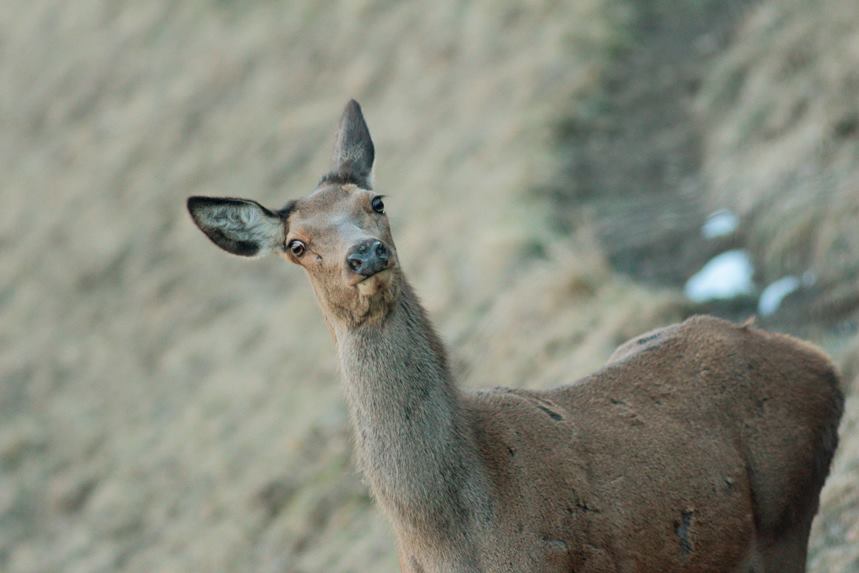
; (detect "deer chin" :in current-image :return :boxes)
[346,269,400,328]
[356,269,394,297]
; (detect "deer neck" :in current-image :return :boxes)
[333,279,490,538]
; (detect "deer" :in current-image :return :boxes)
[187,100,844,572]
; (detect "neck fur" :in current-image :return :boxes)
[333,279,490,539]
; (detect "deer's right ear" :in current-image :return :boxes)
[187,196,285,258]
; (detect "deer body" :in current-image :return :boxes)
[340,289,841,573]
[188,101,843,572]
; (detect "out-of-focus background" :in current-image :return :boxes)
[1,0,857,571]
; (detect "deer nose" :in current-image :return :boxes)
[346,239,390,277]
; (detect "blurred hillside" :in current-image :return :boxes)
[1,1,856,572]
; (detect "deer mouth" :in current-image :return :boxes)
[355,268,394,296]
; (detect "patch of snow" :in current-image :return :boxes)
[758,276,802,316]
[701,209,739,239]
[684,249,755,302]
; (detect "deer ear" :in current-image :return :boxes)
[329,99,375,188]
[187,196,284,258]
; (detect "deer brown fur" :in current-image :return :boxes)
[187,100,844,572]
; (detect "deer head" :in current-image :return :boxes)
[187,100,401,328]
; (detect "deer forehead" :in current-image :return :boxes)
[288,185,380,244]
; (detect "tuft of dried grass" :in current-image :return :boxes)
[695,0,859,323]
[809,385,859,573]
[459,242,687,391]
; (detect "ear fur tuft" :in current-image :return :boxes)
[187,196,284,258]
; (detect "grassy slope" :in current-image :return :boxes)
[696,0,859,328]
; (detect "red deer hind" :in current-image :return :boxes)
[187,100,844,572]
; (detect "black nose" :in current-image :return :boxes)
[346,239,390,277]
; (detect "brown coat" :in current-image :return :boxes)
[188,101,844,573]
[455,315,842,572]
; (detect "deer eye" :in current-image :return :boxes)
[371,196,385,214]
[288,240,306,257]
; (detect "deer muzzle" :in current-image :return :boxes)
[346,239,391,278]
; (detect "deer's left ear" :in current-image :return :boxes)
[330,99,375,189]
[187,196,284,258]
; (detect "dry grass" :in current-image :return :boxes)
[695,0,859,323]
[459,242,687,391]
[810,383,859,573]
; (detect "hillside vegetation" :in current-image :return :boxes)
[1,0,856,572]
